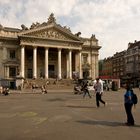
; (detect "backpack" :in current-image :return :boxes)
[131,90,138,105]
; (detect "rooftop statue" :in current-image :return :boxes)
[30,22,41,29]
[0,24,3,30]
[90,34,98,41]
[63,26,71,32]
[75,32,81,37]
[47,13,56,24]
[21,24,28,30]
[91,34,95,39]
[30,23,35,29]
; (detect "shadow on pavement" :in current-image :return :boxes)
[67,105,96,109]
[76,120,140,127]
[47,98,67,102]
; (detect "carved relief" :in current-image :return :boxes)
[27,28,72,41]
[21,38,35,44]
[68,43,79,48]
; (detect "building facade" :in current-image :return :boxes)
[99,51,127,86]
[99,40,140,87]
[0,14,101,88]
[124,41,140,87]
[112,51,126,78]
[99,57,113,78]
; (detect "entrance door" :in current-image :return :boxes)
[10,81,16,89]
[27,69,33,79]
[49,65,55,78]
[83,70,89,79]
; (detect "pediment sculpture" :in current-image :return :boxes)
[28,28,73,41]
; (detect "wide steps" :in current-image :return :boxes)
[23,79,74,90]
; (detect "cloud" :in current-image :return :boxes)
[70,0,140,58]
[0,0,140,59]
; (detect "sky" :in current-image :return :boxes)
[0,0,140,59]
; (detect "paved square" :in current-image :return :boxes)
[0,88,140,140]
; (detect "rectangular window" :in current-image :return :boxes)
[82,53,88,63]
[10,50,16,59]
[9,67,16,77]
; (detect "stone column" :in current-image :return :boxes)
[4,67,6,78]
[5,66,9,78]
[88,52,92,78]
[69,49,72,79]
[45,48,48,79]
[58,48,62,79]
[91,54,96,80]
[95,54,99,78]
[3,47,7,60]
[79,51,82,79]
[21,46,25,78]
[33,47,37,79]
[66,54,69,78]
[7,67,9,78]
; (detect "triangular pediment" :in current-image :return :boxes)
[18,24,82,42]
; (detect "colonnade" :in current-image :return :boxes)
[20,46,82,79]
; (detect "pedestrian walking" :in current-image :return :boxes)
[82,80,91,98]
[124,85,135,126]
[94,78,106,107]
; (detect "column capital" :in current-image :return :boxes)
[45,47,49,50]
[33,46,38,49]
[21,45,25,48]
[58,48,62,51]
[68,49,72,51]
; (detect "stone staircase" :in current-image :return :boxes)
[23,78,74,90]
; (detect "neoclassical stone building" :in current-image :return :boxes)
[0,13,101,88]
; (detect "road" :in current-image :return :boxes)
[0,88,140,140]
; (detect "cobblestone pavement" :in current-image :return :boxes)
[0,88,140,140]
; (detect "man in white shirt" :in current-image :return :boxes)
[94,78,106,107]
